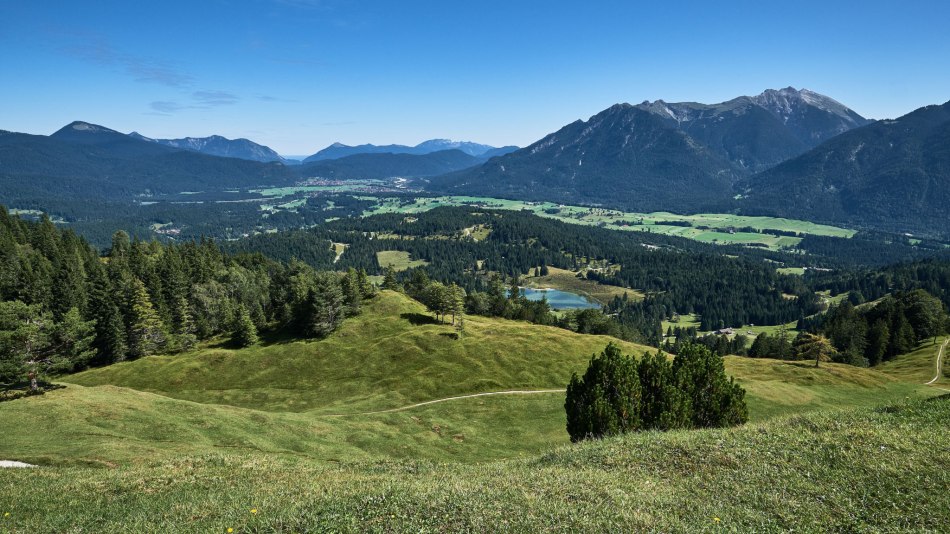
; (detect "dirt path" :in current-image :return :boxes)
[324,389,565,417]
[925,338,948,386]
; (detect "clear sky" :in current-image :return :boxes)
[2,0,949,155]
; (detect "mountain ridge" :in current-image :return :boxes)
[304,139,518,162]
[430,88,870,212]
[736,100,950,237]
[128,132,289,163]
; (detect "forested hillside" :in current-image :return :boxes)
[228,207,824,341]
[738,101,950,238]
[0,122,296,204]
[0,209,373,388]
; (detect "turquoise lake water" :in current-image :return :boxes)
[516,287,601,310]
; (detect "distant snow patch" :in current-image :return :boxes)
[0,460,36,468]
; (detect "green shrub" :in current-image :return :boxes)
[565,343,747,442]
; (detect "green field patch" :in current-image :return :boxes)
[359,196,854,250]
[376,250,428,271]
[777,267,806,275]
[877,336,948,387]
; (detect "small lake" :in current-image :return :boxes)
[515,287,601,310]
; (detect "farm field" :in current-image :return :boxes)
[356,195,856,250]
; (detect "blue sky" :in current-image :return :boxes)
[2,0,949,155]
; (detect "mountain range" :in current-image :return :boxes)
[736,100,950,236]
[0,122,295,204]
[431,88,872,213]
[297,149,486,180]
[3,88,949,238]
[128,132,289,164]
[303,139,518,162]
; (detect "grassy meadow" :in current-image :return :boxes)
[1,291,940,468]
[1,396,946,532]
[375,250,429,272]
[1,291,947,531]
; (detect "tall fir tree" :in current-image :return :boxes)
[126,277,166,359]
[232,304,259,347]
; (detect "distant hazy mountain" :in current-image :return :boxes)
[303,139,517,162]
[297,149,483,180]
[129,132,287,163]
[0,121,295,205]
[431,88,870,213]
[737,100,950,237]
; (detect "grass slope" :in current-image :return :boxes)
[67,291,652,414]
[1,291,938,469]
[2,395,947,532]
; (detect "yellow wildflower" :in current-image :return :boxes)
[250,508,258,515]
[714,517,721,522]
[227,529,234,533]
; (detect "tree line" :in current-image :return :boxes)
[0,208,374,391]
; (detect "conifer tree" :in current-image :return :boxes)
[341,268,362,315]
[126,277,166,359]
[306,274,345,338]
[636,351,688,430]
[381,265,400,291]
[232,304,259,347]
[565,343,642,442]
[88,269,128,364]
[449,284,466,327]
[173,295,198,352]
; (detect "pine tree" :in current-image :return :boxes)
[51,307,97,372]
[357,268,375,298]
[449,284,466,328]
[173,295,198,352]
[673,343,748,428]
[565,343,642,442]
[232,304,259,347]
[341,268,362,316]
[381,265,400,291]
[306,274,346,338]
[637,351,688,430]
[865,319,889,366]
[792,332,838,367]
[126,277,166,359]
[508,275,521,302]
[88,269,128,364]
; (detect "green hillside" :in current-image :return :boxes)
[67,290,654,414]
[1,291,939,469]
[1,395,946,532]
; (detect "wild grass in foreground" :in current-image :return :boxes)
[1,395,947,532]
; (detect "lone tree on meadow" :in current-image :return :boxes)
[565,343,747,442]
